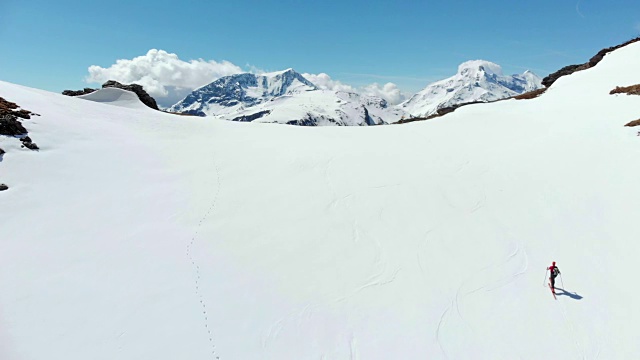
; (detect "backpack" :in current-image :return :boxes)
[550,266,559,277]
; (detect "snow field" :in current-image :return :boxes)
[1,43,640,359]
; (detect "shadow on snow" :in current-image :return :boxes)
[555,288,583,300]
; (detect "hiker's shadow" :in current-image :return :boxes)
[555,288,583,300]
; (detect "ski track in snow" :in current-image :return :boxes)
[323,156,401,303]
[186,156,222,359]
[559,297,586,359]
[416,226,438,283]
[435,305,451,359]
[261,303,327,354]
[435,241,528,358]
[348,334,360,360]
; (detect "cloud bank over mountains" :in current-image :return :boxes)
[86,49,407,107]
[302,73,407,104]
[87,49,244,107]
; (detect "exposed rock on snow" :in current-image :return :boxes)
[610,84,640,96]
[0,184,8,191]
[20,136,39,150]
[624,119,640,127]
[62,88,97,97]
[513,87,548,100]
[541,64,585,88]
[231,110,271,122]
[0,97,31,136]
[101,80,159,110]
[0,116,27,136]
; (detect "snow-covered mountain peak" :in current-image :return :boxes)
[457,60,504,77]
[263,67,295,76]
[259,68,316,96]
[168,69,317,116]
[519,70,543,88]
[400,59,543,117]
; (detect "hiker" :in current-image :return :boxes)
[548,261,561,289]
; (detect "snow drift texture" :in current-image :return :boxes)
[1,43,640,359]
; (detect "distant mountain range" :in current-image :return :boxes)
[169,69,404,126]
[168,62,542,125]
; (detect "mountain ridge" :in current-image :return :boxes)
[168,69,317,116]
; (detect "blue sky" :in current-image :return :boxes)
[1,0,639,104]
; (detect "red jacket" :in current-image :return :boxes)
[548,265,560,276]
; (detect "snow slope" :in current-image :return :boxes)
[401,60,542,117]
[1,42,640,359]
[215,90,406,126]
[77,87,151,110]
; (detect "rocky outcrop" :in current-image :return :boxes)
[285,113,337,126]
[0,97,39,152]
[542,37,640,87]
[0,98,39,192]
[231,110,271,122]
[62,88,97,96]
[610,84,640,96]
[513,87,548,100]
[0,97,30,136]
[541,64,585,87]
[0,116,28,135]
[164,110,205,117]
[101,81,159,110]
[20,136,39,150]
[624,119,640,127]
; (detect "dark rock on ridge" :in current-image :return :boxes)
[542,37,640,87]
[231,110,271,122]
[0,97,29,136]
[101,80,159,110]
[0,117,28,136]
[20,136,39,150]
[62,88,97,96]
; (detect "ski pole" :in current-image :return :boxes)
[560,273,565,288]
[542,269,548,287]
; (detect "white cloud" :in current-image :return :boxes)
[86,53,409,107]
[302,73,407,105]
[246,63,266,75]
[302,73,355,92]
[86,49,243,107]
[575,1,585,18]
[360,82,407,105]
